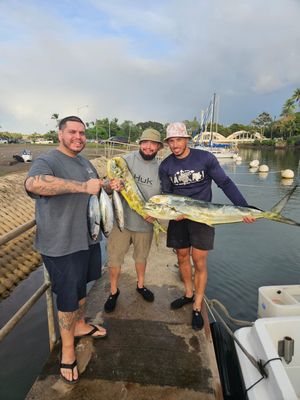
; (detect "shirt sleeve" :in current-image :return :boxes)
[208,155,248,206]
[27,157,54,177]
[159,162,173,194]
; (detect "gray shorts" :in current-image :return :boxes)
[107,225,153,267]
[167,219,215,250]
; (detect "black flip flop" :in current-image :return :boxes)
[75,324,107,339]
[60,359,79,385]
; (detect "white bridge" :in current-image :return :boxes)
[193,130,266,144]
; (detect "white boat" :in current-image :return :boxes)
[234,285,300,400]
[193,93,240,159]
[194,143,238,159]
[13,149,33,163]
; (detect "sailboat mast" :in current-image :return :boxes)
[210,93,216,147]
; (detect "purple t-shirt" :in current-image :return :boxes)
[159,148,248,206]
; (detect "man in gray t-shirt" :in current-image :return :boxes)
[104,128,162,313]
[25,116,108,385]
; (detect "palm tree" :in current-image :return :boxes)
[291,88,300,108]
[51,113,60,127]
[281,98,296,117]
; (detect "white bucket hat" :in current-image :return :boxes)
[164,122,191,141]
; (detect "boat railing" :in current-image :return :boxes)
[0,220,57,351]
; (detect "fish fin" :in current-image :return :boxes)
[153,221,167,246]
[185,214,214,227]
[270,185,298,214]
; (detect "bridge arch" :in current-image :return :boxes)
[227,130,265,141]
[193,131,226,143]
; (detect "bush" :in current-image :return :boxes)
[261,139,275,146]
[287,135,300,145]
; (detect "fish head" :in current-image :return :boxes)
[107,158,123,178]
[144,202,181,220]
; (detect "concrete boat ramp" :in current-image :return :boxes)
[26,235,223,400]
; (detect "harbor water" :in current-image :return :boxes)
[1,148,300,400]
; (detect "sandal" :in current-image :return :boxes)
[75,324,107,339]
[60,359,79,385]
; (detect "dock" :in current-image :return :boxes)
[26,234,223,400]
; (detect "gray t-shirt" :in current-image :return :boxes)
[122,151,161,232]
[27,149,100,256]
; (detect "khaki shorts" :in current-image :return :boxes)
[107,225,153,267]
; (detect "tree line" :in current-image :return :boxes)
[1,88,300,145]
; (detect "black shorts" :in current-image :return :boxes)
[42,244,102,312]
[167,219,215,250]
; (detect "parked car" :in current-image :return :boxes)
[106,136,129,145]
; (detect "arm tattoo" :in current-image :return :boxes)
[27,175,87,196]
[58,311,78,331]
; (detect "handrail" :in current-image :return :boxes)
[0,219,36,246]
[0,221,57,350]
[0,277,50,340]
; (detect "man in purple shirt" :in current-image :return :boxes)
[159,122,255,330]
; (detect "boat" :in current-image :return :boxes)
[210,285,300,400]
[193,93,239,159]
[194,142,239,159]
[13,149,33,163]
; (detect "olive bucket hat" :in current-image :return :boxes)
[139,128,164,149]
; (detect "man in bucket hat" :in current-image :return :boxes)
[104,128,163,313]
[159,122,255,330]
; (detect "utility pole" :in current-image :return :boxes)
[128,122,131,143]
[95,120,98,155]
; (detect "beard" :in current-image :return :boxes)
[60,138,85,155]
[139,149,158,160]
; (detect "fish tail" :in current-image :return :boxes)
[270,185,298,214]
[266,213,300,226]
[264,185,299,226]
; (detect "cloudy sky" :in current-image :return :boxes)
[1,0,300,133]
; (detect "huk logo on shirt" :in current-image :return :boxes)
[171,169,204,186]
[134,174,153,186]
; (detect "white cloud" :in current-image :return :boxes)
[0,0,300,133]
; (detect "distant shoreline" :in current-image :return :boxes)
[0,143,102,177]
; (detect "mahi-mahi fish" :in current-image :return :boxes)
[100,188,114,237]
[87,194,101,240]
[107,157,166,242]
[144,185,300,227]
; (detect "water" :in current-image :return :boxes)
[0,148,300,399]
[206,147,300,321]
[0,241,107,400]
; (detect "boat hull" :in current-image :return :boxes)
[258,285,300,318]
[194,144,238,159]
